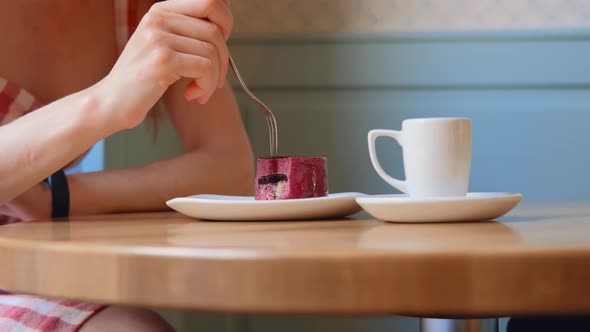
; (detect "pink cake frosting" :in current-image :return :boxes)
[255,156,328,200]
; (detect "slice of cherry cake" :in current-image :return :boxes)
[255,156,328,200]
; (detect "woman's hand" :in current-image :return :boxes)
[98,0,233,129]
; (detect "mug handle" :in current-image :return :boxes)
[368,129,407,193]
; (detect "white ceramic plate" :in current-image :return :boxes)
[356,192,523,223]
[166,192,365,221]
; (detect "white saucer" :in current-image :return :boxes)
[356,192,523,223]
[166,192,364,221]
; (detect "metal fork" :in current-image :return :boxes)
[229,54,278,157]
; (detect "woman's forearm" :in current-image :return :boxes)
[67,145,254,215]
[0,86,119,204]
[64,81,256,216]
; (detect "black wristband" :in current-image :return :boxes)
[46,170,70,219]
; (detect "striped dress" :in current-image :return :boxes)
[0,0,139,330]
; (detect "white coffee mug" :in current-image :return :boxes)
[368,118,472,197]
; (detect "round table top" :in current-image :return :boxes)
[1,202,590,318]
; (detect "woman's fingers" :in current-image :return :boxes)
[170,52,218,103]
[120,0,233,105]
[160,12,229,89]
[161,31,221,99]
[153,0,233,40]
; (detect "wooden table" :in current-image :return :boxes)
[1,202,590,332]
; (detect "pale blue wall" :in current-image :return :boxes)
[66,141,104,174]
[79,140,104,172]
[234,29,590,205]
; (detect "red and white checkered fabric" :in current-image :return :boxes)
[1,1,138,331]
[0,294,104,332]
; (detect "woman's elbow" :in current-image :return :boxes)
[218,144,255,196]
[232,152,255,196]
